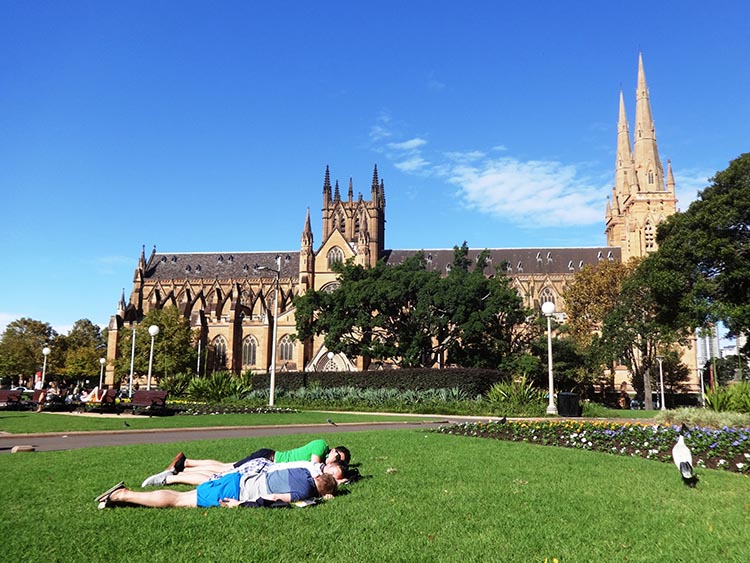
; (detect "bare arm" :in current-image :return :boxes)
[261,493,292,503]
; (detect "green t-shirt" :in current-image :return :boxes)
[274,439,329,463]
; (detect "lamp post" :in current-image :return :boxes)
[147,324,159,390]
[541,301,557,415]
[128,326,136,398]
[656,355,666,410]
[255,255,281,407]
[99,357,106,389]
[41,346,51,386]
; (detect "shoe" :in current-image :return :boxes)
[141,470,171,488]
[96,481,126,509]
[166,452,186,474]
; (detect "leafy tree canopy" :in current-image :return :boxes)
[0,318,59,380]
[655,153,750,339]
[114,307,197,383]
[295,243,528,369]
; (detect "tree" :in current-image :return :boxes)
[563,260,633,347]
[598,257,692,408]
[0,318,59,382]
[295,244,528,369]
[654,153,750,342]
[114,307,197,384]
[58,319,107,378]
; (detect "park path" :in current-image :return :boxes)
[0,412,456,454]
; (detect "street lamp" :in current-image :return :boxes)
[541,301,558,415]
[41,346,51,386]
[147,324,159,390]
[128,326,136,398]
[99,357,106,389]
[656,355,666,411]
[255,255,282,407]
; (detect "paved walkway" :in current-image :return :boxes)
[0,411,457,454]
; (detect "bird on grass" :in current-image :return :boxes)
[122,421,130,427]
[326,418,337,426]
[672,435,698,487]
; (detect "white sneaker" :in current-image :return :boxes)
[141,470,170,487]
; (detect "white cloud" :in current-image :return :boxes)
[388,138,427,151]
[443,158,603,227]
[395,156,430,173]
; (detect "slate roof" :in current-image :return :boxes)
[382,247,621,275]
[144,252,300,281]
[143,246,621,281]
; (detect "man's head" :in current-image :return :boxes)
[326,446,351,465]
[314,473,338,496]
[323,461,345,481]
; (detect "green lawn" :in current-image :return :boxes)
[0,410,440,434]
[2,429,748,562]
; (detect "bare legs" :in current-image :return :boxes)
[182,459,234,473]
[110,487,198,508]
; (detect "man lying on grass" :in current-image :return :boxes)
[141,439,351,487]
[97,458,338,509]
[142,457,347,488]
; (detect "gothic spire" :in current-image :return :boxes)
[333,179,341,201]
[666,159,675,193]
[371,164,379,198]
[322,165,332,205]
[348,178,353,201]
[633,52,663,191]
[301,207,313,246]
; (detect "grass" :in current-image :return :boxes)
[0,410,437,434]
[2,429,750,562]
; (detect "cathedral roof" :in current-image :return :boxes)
[141,246,621,282]
[383,247,621,275]
[144,252,300,280]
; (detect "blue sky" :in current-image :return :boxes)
[1,1,748,336]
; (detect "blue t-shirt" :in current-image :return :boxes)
[265,467,316,501]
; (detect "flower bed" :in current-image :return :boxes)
[435,419,750,475]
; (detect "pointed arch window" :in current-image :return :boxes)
[212,336,227,370]
[354,216,360,237]
[648,170,654,184]
[327,247,344,268]
[338,213,346,234]
[242,336,257,367]
[279,335,294,361]
[539,287,556,307]
[644,220,656,251]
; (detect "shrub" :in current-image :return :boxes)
[186,371,253,402]
[484,377,546,416]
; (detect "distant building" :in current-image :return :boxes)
[107,54,698,390]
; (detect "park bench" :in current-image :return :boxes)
[87,388,120,414]
[0,389,22,409]
[130,390,169,416]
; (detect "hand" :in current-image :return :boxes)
[323,494,334,500]
[219,498,240,508]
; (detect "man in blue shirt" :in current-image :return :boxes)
[96,465,337,509]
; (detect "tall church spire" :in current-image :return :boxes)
[615,89,634,200]
[633,53,663,192]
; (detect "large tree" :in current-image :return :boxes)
[114,307,198,383]
[654,153,750,343]
[0,318,59,383]
[58,319,107,378]
[598,256,693,408]
[563,260,633,347]
[295,244,528,369]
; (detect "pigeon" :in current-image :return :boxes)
[326,418,337,426]
[672,435,698,486]
[123,421,130,427]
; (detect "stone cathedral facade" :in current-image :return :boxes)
[106,54,695,388]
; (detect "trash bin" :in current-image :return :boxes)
[557,392,581,417]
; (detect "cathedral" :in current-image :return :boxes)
[106,54,693,388]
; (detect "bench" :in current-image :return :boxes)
[86,388,120,414]
[130,390,169,416]
[0,390,22,409]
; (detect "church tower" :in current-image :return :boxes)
[320,164,385,267]
[605,54,677,262]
